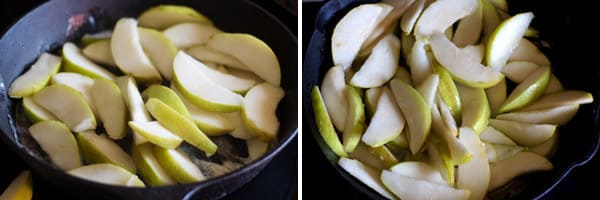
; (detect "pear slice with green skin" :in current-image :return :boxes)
[489,119,556,147]
[390,79,431,154]
[545,75,564,94]
[481,0,502,42]
[187,45,249,71]
[9,53,61,98]
[382,170,471,200]
[338,158,396,199]
[400,0,426,34]
[361,87,405,147]
[508,38,551,66]
[51,72,98,118]
[417,74,440,107]
[456,127,490,200]
[23,97,57,122]
[350,34,400,88]
[457,84,490,134]
[163,23,221,49]
[242,83,285,142]
[91,79,127,139]
[68,164,145,187]
[173,51,244,112]
[311,86,347,157]
[488,151,553,191]
[389,161,446,185]
[81,30,112,45]
[489,0,508,11]
[452,0,483,47]
[431,105,472,165]
[519,90,593,111]
[349,142,385,170]
[501,61,539,83]
[436,97,459,137]
[486,78,507,116]
[430,32,504,88]
[364,87,383,118]
[29,120,81,170]
[434,65,462,120]
[408,40,433,85]
[138,27,178,80]
[357,2,405,57]
[394,66,412,84]
[367,145,400,168]
[342,86,365,153]
[111,18,162,83]
[170,86,235,135]
[207,33,280,86]
[128,121,183,149]
[529,132,558,157]
[0,170,32,200]
[498,66,551,113]
[152,147,206,184]
[115,76,150,145]
[320,66,348,131]
[83,39,117,67]
[76,131,136,173]
[246,139,270,162]
[414,0,478,39]
[479,126,517,145]
[427,140,455,186]
[497,104,579,125]
[177,52,256,93]
[62,42,115,80]
[486,12,534,70]
[489,143,524,162]
[33,84,96,132]
[223,112,254,140]
[138,5,212,30]
[142,84,191,118]
[132,143,176,186]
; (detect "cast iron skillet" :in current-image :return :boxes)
[0,0,297,199]
[303,0,600,199]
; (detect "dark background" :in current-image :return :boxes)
[0,0,297,199]
[302,1,600,199]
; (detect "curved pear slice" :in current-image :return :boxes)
[520,90,594,111]
[529,132,558,157]
[187,45,249,71]
[23,97,57,122]
[367,145,400,168]
[545,75,564,94]
[153,147,206,184]
[486,78,507,116]
[207,33,280,86]
[172,86,235,135]
[142,84,191,118]
[356,3,400,56]
[33,84,96,132]
[489,143,524,162]
[138,27,178,80]
[427,141,454,185]
[365,87,383,118]
[246,139,269,162]
[115,76,150,145]
[452,0,483,47]
[91,79,127,139]
[431,105,471,164]
[138,5,212,29]
[77,131,136,173]
[408,40,433,85]
[499,66,551,113]
[311,87,347,157]
[178,52,256,93]
[349,143,385,170]
[362,87,405,147]
[83,39,116,67]
[414,0,477,39]
[479,126,517,145]
[457,84,490,134]
[351,34,400,88]
[129,121,183,149]
[67,164,144,187]
[62,42,115,80]
[223,112,253,140]
[390,79,431,154]
[111,18,162,82]
[481,0,501,41]
[509,39,550,65]
[488,152,553,191]
[417,74,439,108]
[321,66,348,131]
[434,65,462,120]
[163,23,221,49]
[489,119,556,146]
[436,97,459,136]
[29,120,81,170]
[497,104,579,125]
[389,161,446,185]
[81,30,112,45]
[486,12,534,70]
[132,144,176,186]
[51,72,96,117]
[342,86,365,153]
[501,61,539,83]
[9,53,61,98]
[430,32,504,88]
[394,66,412,84]
[382,170,471,200]
[400,0,426,34]
[338,158,396,199]
[242,83,285,141]
[456,127,490,200]
[0,170,32,200]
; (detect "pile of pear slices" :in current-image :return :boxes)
[8,5,284,188]
[312,0,593,199]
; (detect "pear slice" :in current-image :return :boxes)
[76,131,136,173]
[128,121,183,149]
[488,152,553,191]
[431,105,472,165]
[390,79,431,154]
[23,97,57,122]
[142,84,191,118]
[67,164,144,187]
[115,76,150,145]
[545,75,564,94]
[81,30,112,45]
[496,104,579,125]
[33,84,96,132]
[349,143,385,170]
[400,0,426,34]
[207,33,280,86]
[430,32,504,88]
[486,12,534,70]
[138,27,178,80]
[138,5,212,29]
[51,72,97,116]
[311,86,347,157]
[367,145,400,168]
[187,45,249,71]
[223,112,254,140]
[163,23,221,49]
[436,97,459,136]
[529,132,558,157]
[520,90,594,111]
[153,147,206,184]
[382,170,471,200]
[246,139,270,162]
[91,79,127,139]
[427,140,455,186]
[389,161,446,185]
[508,38,550,65]
[356,2,403,56]
[479,126,517,145]
[434,65,461,120]
[364,87,383,118]
[338,158,396,199]
[490,143,524,162]
[414,0,478,39]
[178,52,256,93]
[242,83,284,141]
[394,66,412,83]
[111,18,162,82]
[408,40,433,85]
[172,86,234,136]
[457,84,490,134]
[132,144,176,186]
[0,170,32,200]
[62,42,115,80]
[29,120,81,170]
[489,119,556,146]
[320,66,348,131]
[82,39,117,67]
[362,87,405,147]
[456,127,490,200]
[342,86,365,153]
[501,61,539,83]
[417,74,440,107]
[486,78,507,116]
[452,0,483,47]
[350,34,400,88]
[481,0,501,41]
[9,53,61,98]
[498,66,551,113]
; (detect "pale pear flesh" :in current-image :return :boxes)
[9,53,61,98]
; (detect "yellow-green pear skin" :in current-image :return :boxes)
[142,84,191,118]
[33,84,96,132]
[9,53,61,98]
[22,97,57,122]
[242,83,285,142]
[138,5,213,29]
[0,170,33,200]
[311,86,347,157]
[152,146,206,184]
[67,164,144,187]
[132,144,176,186]
[76,131,136,173]
[498,66,550,113]
[91,78,128,139]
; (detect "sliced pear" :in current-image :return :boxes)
[486,78,506,116]
[498,66,551,113]
[206,33,280,86]
[362,87,405,147]
[342,86,365,153]
[91,79,127,139]
[187,45,249,71]
[179,52,256,93]
[481,0,501,41]
[132,144,176,186]
[508,38,551,65]
[458,84,490,134]
[430,32,504,88]
[489,119,556,146]
[456,127,490,200]
[365,87,383,118]
[390,161,445,185]
[351,34,400,88]
[408,40,433,84]
[486,12,534,70]
[138,27,178,80]
[434,65,462,120]
[414,0,478,39]
[33,84,96,132]
[137,5,212,29]
[431,105,472,165]
[520,90,593,111]
[153,147,205,184]
[394,66,412,83]
[51,72,97,117]
[77,131,136,172]
[488,151,553,191]
[111,18,162,82]
[62,42,115,80]
[242,83,284,141]
[401,34,415,61]
[170,86,235,135]
[417,74,440,106]
[496,104,579,125]
[349,142,385,170]
[529,132,558,157]
[390,79,431,154]
[320,66,348,131]
[311,86,347,157]
[128,121,183,149]
[501,61,539,83]
[81,30,112,45]
[462,44,485,63]
[356,3,401,56]
[453,0,483,47]
[545,75,564,94]
[367,145,400,168]
[163,23,221,49]
[29,120,81,170]
[246,139,270,162]
[490,143,524,162]
[338,158,396,199]
[115,76,150,145]
[22,97,57,122]
[436,97,459,136]
[142,84,191,118]
[479,126,517,145]
[400,0,426,34]
[82,39,116,67]
[427,140,455,186]
[9,53,61,98]
[0,170,32,200]
[382,170,470,200]
[67,164,144,187]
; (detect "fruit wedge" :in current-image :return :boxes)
[481,0,501,41]
[456,127,490,200]
[486,78,506,116]
[163,23,221,49]
[128,121,183,149]
[400,0,426,34]
[431,105,472,164]
[498,66,550,113]
[486,12,534,70]
[83,39,116,67]
[417,74,440,107]
[29,120,81,170]
[9,53,61,98]
[364,87,383,118]
[489,119,556,146]
[457,84,490,134]
[362,87,405,147]
[390,79,431,154]
[408,40,433,84]
[242,83,285,141]
[338,158,396,199]
[187,45,249,71]
[381,170,471,200]
[111,18,162,82]
[81,30,112,45]
[452,0,483,47]
[62,42,115,80]
[414,0,478,39]
[501,61,539,83]
[519,90,593,111]
[152,147,206,184]
[142,84,191,118]
[67,164,144,187]
[479,126,517,145]
[508,38,550,66]
[172,86,235,135]
[51,72,97,116]
[132,144,176,186]
[76,131,136,173]
[350,34,400,88]
[311,86,347,157]
[33,84,96,132]
[389,161,446,185]
[427,140,454,185]
[91,79,127,139]
[348,142,386,170]
[22,97,57,122]
[529,132,558,157]
[342,86,365,152]
[246,139,270,162]
[178,52,256,93]
[434,65,462,120]
[496,104,579,125]
[0,170,33,200]
[138,5,212,29]
[320,66,348,131]
[488,152,553,191]
[367,145,400,168]
[115,76,150,145]
[138,27,178,80]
